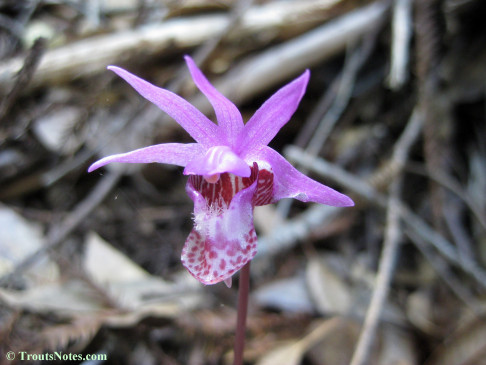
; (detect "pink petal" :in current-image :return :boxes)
[184,56,243,147]
[108,66,221,147]
[223,277,232,288]
[183,145,251,178]
[256,146,354,207]
[88,143,203,172]
[181,173,259,285]
[237,70,310,155]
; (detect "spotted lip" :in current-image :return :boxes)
[182,163,272,285]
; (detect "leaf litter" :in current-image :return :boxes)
[1,0,486,364]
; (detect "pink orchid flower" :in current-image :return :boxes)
[89,56,354,287]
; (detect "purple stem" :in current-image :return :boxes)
[233,262,251,365]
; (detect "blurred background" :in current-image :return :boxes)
[0,0,485,364]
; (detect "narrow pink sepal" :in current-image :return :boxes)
[237,70,310,155]
[88,143,203,172]
[107,66,221,147]
[184,56,243,146]
[257,146,354,207]
[184,145,251,178]
[181,175,258,285]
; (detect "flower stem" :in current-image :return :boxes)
[233,262,250,365]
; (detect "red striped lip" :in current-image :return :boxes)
[188,162,274,209]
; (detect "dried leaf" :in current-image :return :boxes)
[83,232,203,311]
[0,204,59,285]
[254,275,315,313]
[426,320,486,365]
[256,317,343,365]
[84,231,152,283]
[0,280,105,313]
[40,315,104,351]
[0,232,203,323]
[406,289,440,335]
[377,325,417,365]
[306,256,352,315]
[33,106,83,154]
[306,318,360,365]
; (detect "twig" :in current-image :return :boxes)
[293,72,340,149]
[85,0,101,28]
[0,37,46,123]
[127,2,388,148]
[400,207,486,288]
[349,105,420,365]
[255,204,342,261]
[187,0,254,69]
[276,101,486,291]
[306,41,361,156]
[307,32,378,157]
[277,38,374,218]
[276,27,380,218]
[0,14,226,95]
[406,228,483,315]
[387,0,412,89]
[283,146,486,291]
[349,176,403,365]
[0,96,141,200]
[213,1,390,104]
[443,198,475,266]
[285,145,386,205]
[121,0,256,149]
[165,0,254,95]
[287,105,423,203]
[0,171,122,287]
[416,0,448,231]
[363,108,426,190]
[0,0,346,95]
[404,162,486,231]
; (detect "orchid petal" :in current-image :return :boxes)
[108,66,221,147]
[237,70,310,155]
[182,175,258,285]
[184,56,243,146]
[88,143,203,172]
[257,146,354,207]
[184,145,251,178]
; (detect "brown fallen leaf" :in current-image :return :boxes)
[256,317,343,365]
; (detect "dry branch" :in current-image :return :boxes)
[0,171,122,287]
[387,0,413,89]
[0,0,346,95]
[122,1,389,146]
[349,106,422,365]
[212,1,389,104]
[283,145,486,291]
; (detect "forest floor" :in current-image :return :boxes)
[1,0,486,364]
